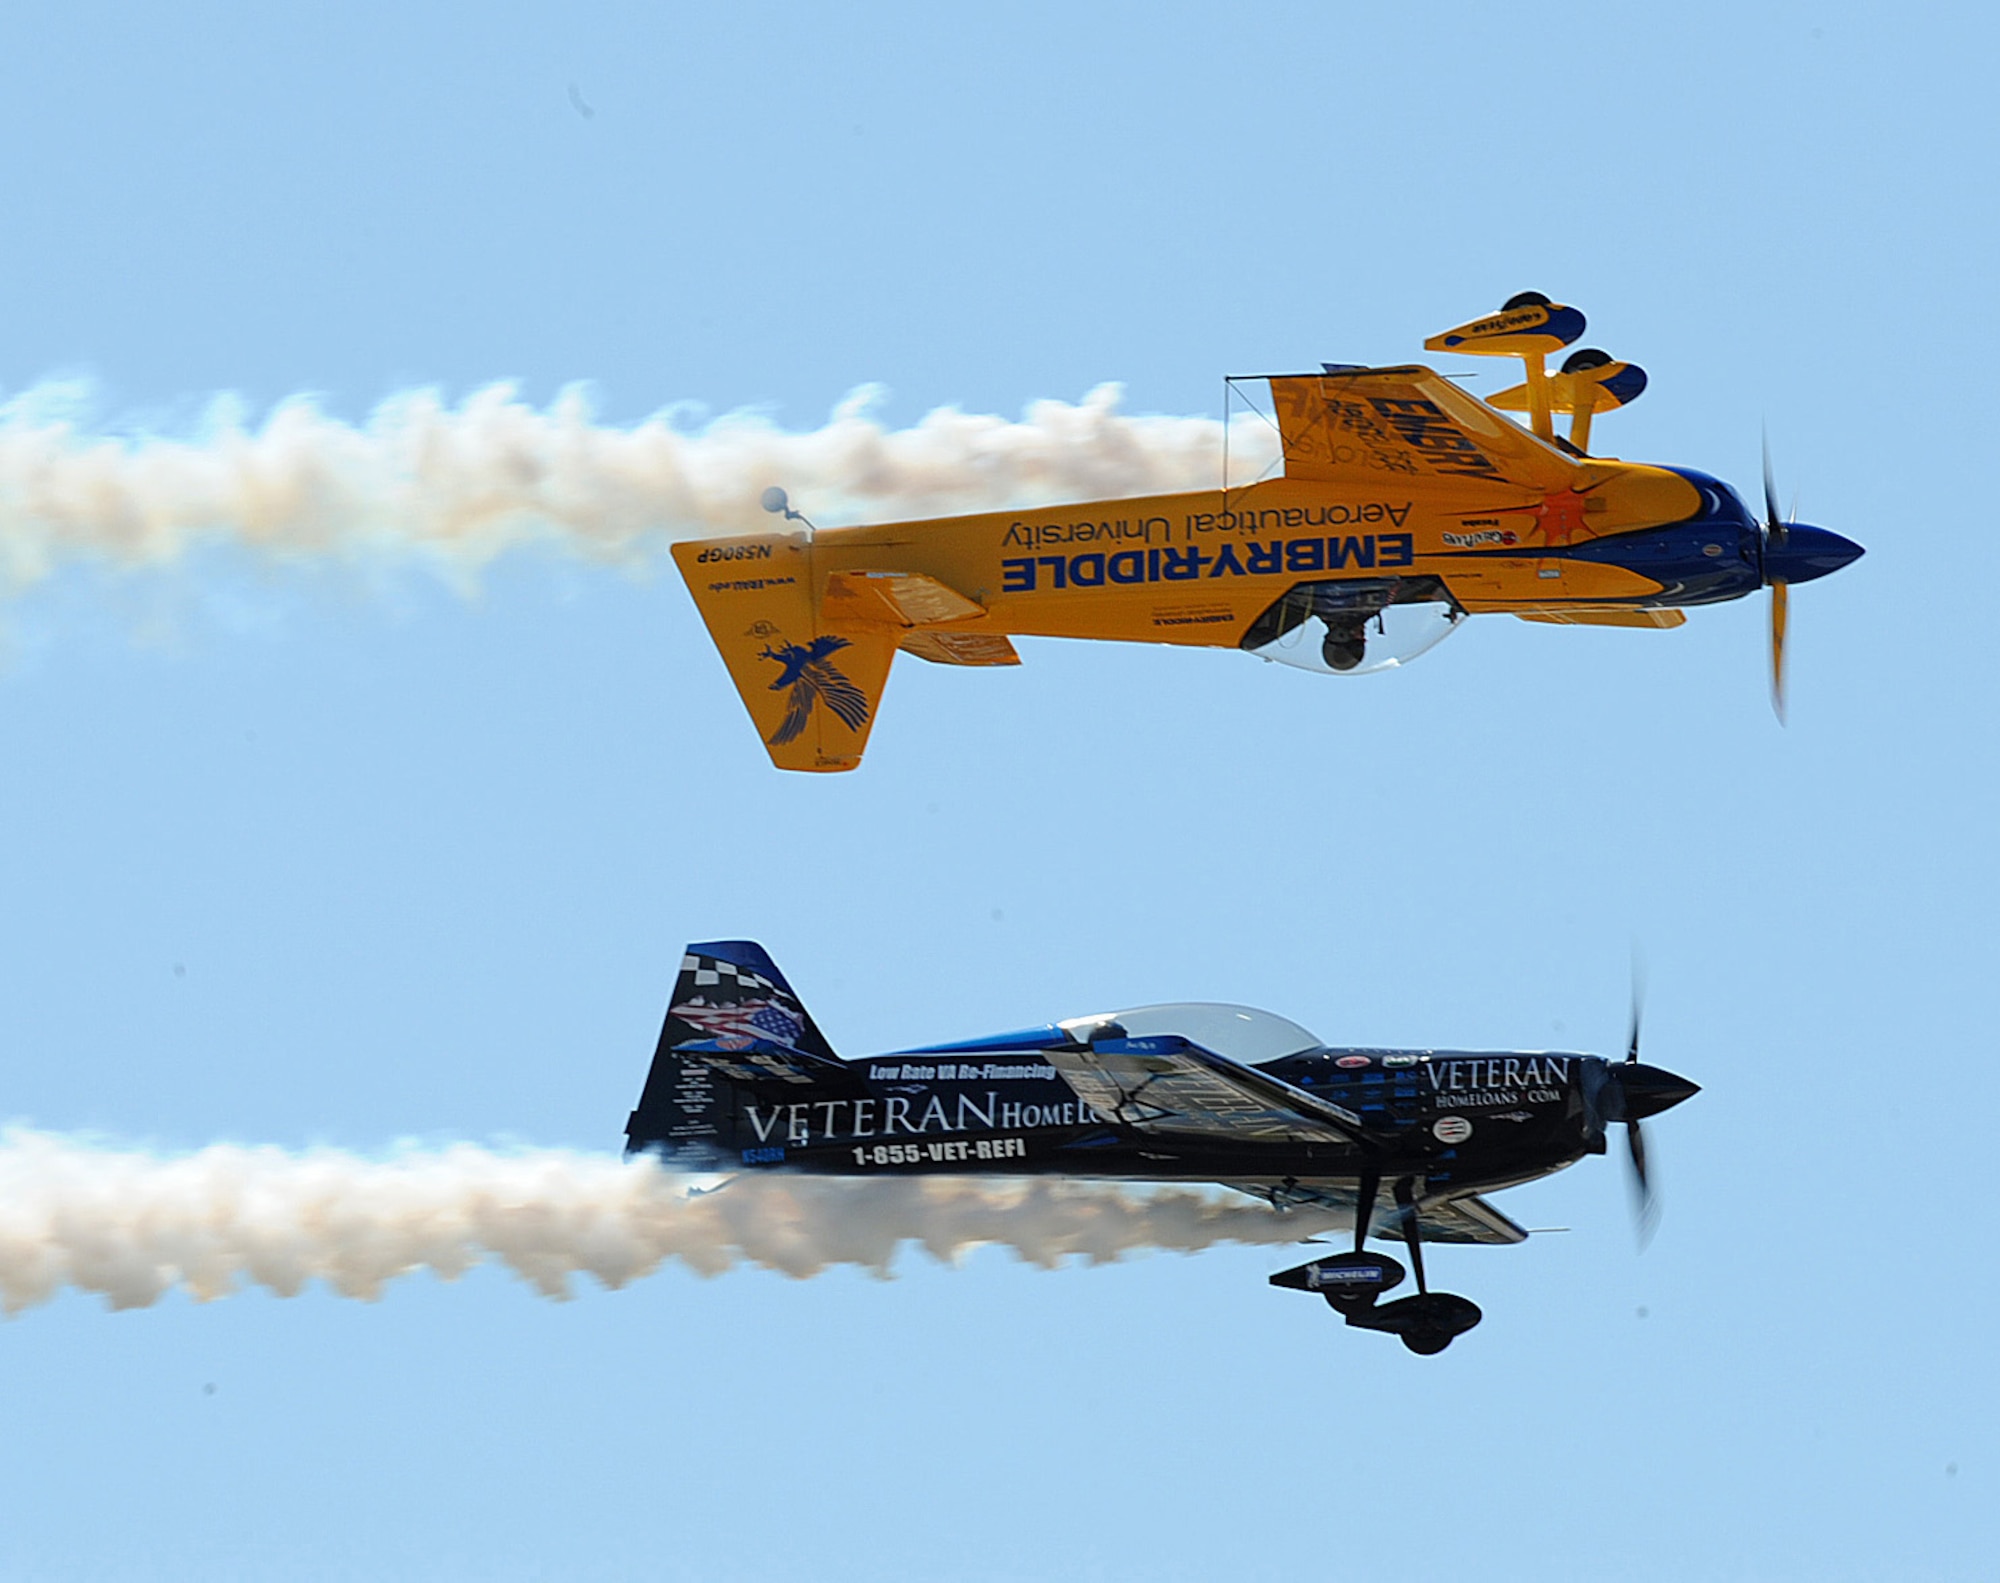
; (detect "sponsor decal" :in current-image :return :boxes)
[760,634,871,746]
[1307,1264,1385,1289]
[867,1062,1058,1082]
[1382,1053,1420,1068]
[1442,528,1519,548]
[1335,1055,1373,1070]
[1001,501,1413,552]
[851,1136,1027,1166]
[1181,501,1413,536]
[1432,1116,1474,1144]
[1426,1056,1569,1091]
[1456,307,1549,338]
[1363,396,1503,482]
[1150,606,1236,628]
[1437,1088,1563,1109]
[745,1090,1098,1146]
[706,575,798,593]
[1425,1054,1571,1111]
[1000,532,1415,593]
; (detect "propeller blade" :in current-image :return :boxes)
[1626,950,1646,1064]
[1762,430,1784,547]
[1770,579,1790,724]
[1626,1119,1659,1248]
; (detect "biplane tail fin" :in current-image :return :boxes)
[672,534,896,773]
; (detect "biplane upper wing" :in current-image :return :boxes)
[1268,365,1583,495]
[1223,1179,1529,1245]
[1046,1035,1371,1146]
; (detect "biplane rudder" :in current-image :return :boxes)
[672,534,897,773]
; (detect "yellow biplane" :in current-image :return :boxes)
[675,294,1863,771]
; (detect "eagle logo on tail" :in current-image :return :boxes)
[761,635,871,745]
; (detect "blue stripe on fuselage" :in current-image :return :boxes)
[1563,467,1762,606]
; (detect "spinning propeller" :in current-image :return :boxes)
[1583,969,1699,1248]
[1748,438,1864,723]
[1762,438,1792,723]
[1620,978,1660,1246]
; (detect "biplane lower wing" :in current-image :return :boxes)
[898,630,1021,666]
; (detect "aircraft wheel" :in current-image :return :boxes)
[1322,633,1367,671]
[1361,1292,1482,1354]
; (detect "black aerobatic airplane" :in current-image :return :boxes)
[626,941,1699,1354]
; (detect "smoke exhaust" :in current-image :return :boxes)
[0,382,1277,592]
[0,1132,1330,1314]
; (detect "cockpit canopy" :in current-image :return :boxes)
[1240,579,1465,676]
[1058,1002,1324,1066]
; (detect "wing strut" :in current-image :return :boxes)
[1423,291,1587,443]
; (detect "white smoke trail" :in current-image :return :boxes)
[0,1132,1333,1313]
[0,381,1280,594]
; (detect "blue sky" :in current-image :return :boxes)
[0,2,1992,1578]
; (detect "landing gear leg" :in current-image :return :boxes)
[1395,1175,1428,1295]
[1267,1167,1402,1312]
[1270,1173,1482,1353]
[1349,1176,1484,1356]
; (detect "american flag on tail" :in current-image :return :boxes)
[668,952,809,1048]
[671,997,805,1047]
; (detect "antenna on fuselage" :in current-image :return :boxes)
[761,485,817,539]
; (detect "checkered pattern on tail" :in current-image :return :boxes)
[659,942,838,1061]
[666,954,803,1047]
[626,939,847,1158]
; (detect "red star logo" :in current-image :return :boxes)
[1535,489,1589,547]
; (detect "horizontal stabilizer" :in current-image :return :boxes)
[824,570,985,627]
[898,630,1021,667]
